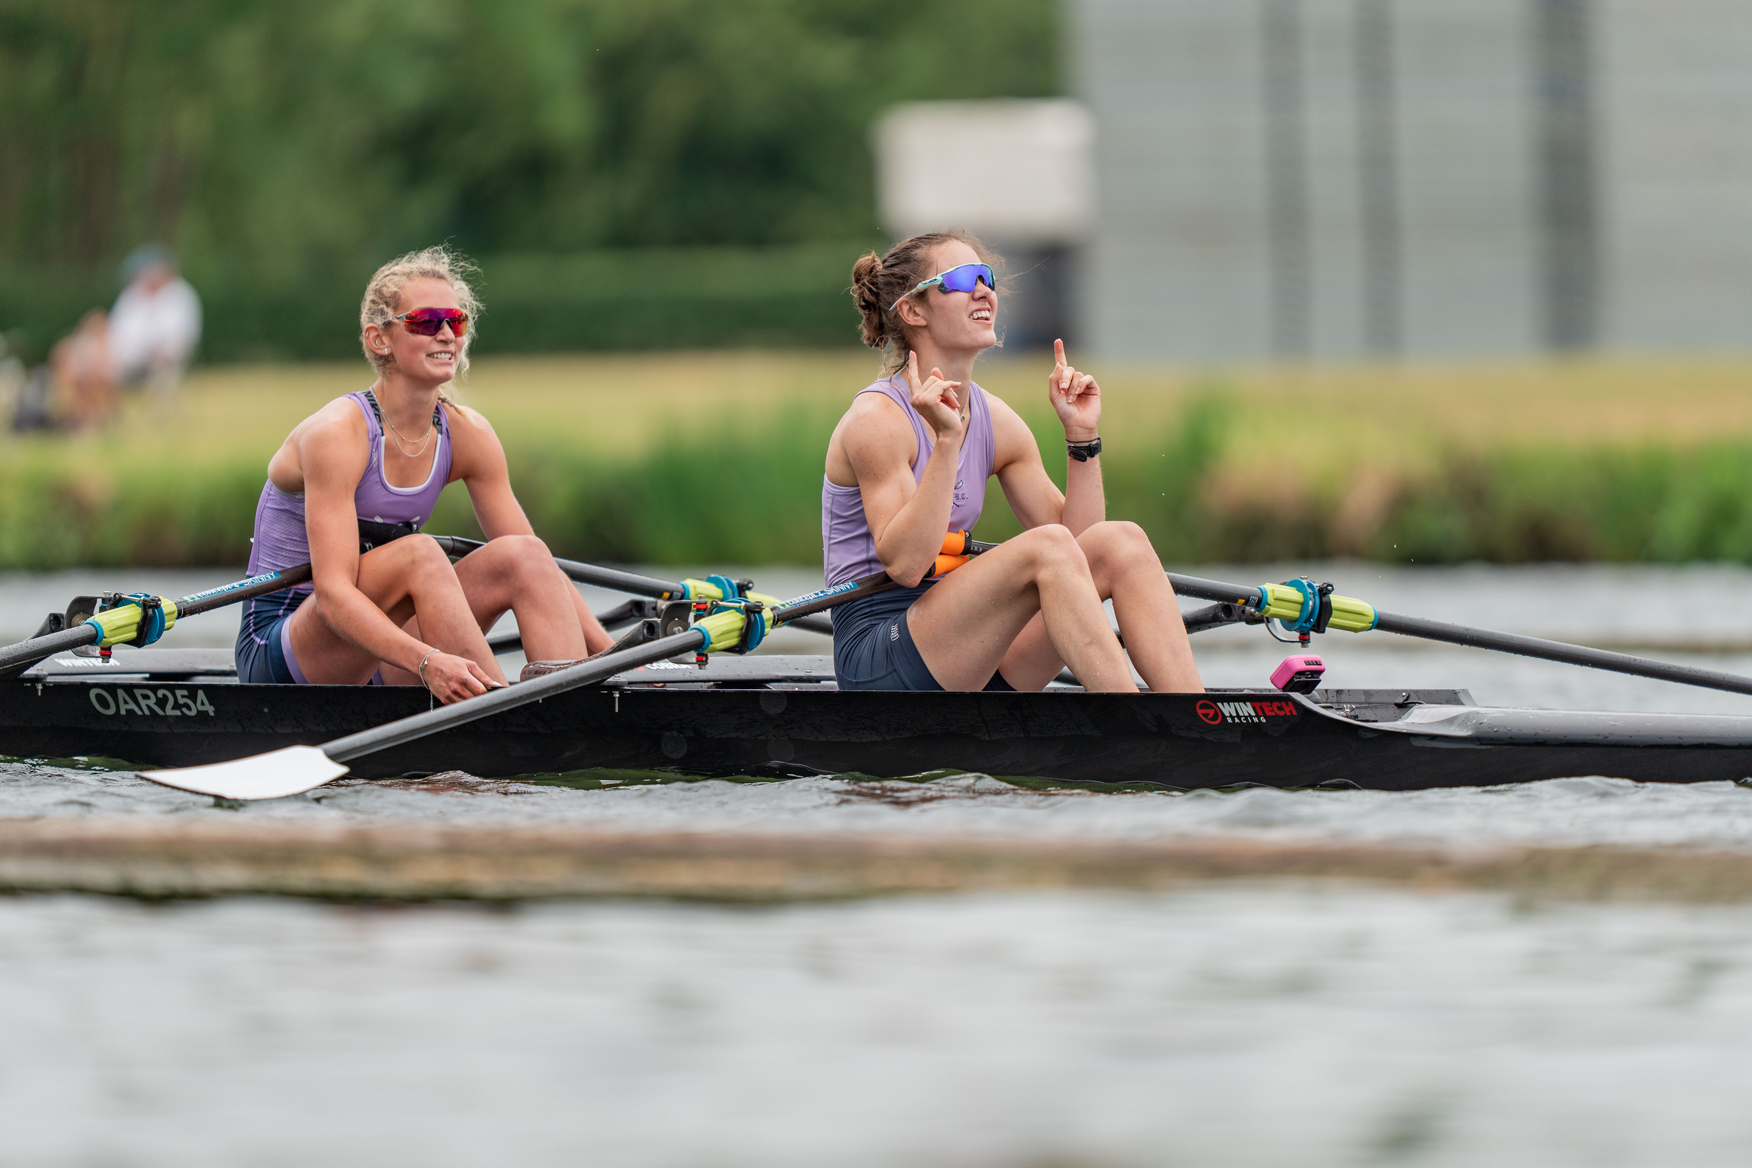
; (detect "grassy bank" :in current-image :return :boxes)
[3,353,1752,569]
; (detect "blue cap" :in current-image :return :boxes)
[120,243,177,285]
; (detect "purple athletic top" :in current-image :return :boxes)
[821,376,995,587]
[245,390,454,582]
[236,391,454,682]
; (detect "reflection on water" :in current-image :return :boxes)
[3,888,1751,1166]
[7,761,1752,853]
[7,562,1752,1163]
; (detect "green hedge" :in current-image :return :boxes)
[13,394,1752,570]
[0,243,873,365]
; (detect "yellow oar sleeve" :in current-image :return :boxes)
[83,597,180,648]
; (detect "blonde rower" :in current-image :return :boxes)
[234,247,612,701]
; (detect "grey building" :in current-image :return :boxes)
[1073,0,1752,359]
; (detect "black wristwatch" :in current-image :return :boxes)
[1067,437,1102,462]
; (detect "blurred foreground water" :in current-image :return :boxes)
[6,562,1752,1164]
[8,888,1752,1167]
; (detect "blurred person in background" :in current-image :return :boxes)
[11,243,202,432]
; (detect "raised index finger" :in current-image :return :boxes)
[902,350,922,390]
[1054,338,1067,367]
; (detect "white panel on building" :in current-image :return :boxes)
[873,100,1095,244]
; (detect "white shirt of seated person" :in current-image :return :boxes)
[108,270,202,382]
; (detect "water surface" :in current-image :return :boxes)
[6,562,1752,1164]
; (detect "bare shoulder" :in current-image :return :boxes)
[288,396,370,488]
[825,386,913,486]
[840,390,915,462]
[440,398,494,436]
[441,398,507,479]
[295,395,369,455]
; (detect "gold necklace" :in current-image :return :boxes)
[384,412,434,457]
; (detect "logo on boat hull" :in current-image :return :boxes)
[1196,699,1299,725]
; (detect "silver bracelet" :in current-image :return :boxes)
[417,648,439,690]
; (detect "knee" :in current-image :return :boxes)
[401,534,456,578]
[1017,524,1088,573]
[1081,521,1156,572]
[494,534,556,583]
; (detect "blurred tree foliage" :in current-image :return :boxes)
[0,0,1057,283]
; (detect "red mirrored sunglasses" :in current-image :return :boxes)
[388,307,469,337]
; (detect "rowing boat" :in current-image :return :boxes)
[7,647,1752,790]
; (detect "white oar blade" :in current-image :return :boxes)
[139,745,349,801]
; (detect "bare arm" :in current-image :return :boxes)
[838,354,969,588]
[1049,339,1106,534]
[447,404,535,540]
[448,404,613,653]
[301,410,437,673]
[992,340,1106,536]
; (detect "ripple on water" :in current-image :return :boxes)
[6,759,1752,852]
[1,887,1751,1166]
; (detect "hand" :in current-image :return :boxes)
[902,350,967,445]
[1047,338,1100,441]
[419,649,499,704]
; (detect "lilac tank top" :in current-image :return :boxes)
[822,376,995,587]
[245,390,454,586]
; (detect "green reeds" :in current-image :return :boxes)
[7,393,1752,569]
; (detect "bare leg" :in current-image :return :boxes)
[288,535,509,686]
[905,524,1141,692]
[381,535,602,683]
[996,522,1204,693]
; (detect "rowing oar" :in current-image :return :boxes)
[431,534,840,637]
[1167,571,1752,698]
[135,552,973,802]
[0,565,314,679]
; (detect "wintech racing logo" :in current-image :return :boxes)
[1196,699,1300,726]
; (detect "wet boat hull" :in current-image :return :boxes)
[6,652,1752,788]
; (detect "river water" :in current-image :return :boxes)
[5,562,1752,1166]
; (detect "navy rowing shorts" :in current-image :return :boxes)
[831,582,1017,692]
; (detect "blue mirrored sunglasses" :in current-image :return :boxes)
[889,263,997,311]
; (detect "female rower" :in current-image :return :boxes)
[234,246,612,702]
[824,232,1205,693]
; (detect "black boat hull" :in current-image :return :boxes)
[6,656,1752,789]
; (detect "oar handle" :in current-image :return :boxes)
[768,534,1000,627]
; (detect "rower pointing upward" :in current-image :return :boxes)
[235,247,612,702]
[824,232,1205,693]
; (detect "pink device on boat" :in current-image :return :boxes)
[1271,654,1326,694]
